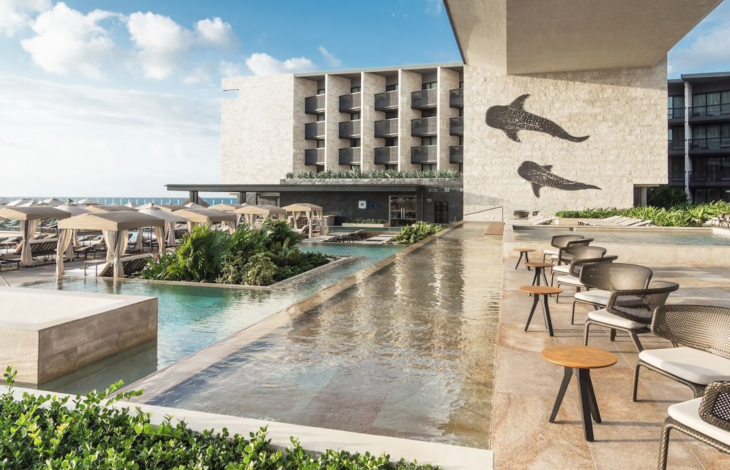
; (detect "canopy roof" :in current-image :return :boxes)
[209,203,246,212]
[234,205,286,216]
[0,198,11,205]
[59,212,164,231]
[55,204,91,216]
[85,205,138,213]
[6,198,36,207]
[0,206,72,221]
[184,203,207,210]
[174,209,236,224]
[43,198,65,206]
[138,208,187,223]
[77,198,101,205]
[282,203,323,213]
[155,204,186,212]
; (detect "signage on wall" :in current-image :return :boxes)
[358,201,382,209]
[358,200,367,209]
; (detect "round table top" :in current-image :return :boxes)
[520,286,562,295]
[514,248,536,253]
[542,345,618,369]
[524,262,554,268]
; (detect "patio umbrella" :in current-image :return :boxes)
[124,201,136,208]
[184,202,207,210]
[7,198,35,207]
[0,198,12,206]
[77,198,101,205]
[42,198,65,206]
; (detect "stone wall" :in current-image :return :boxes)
[463,59,668,220]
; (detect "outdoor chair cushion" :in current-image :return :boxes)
[544,248,559,255]
[552,265,570,274]
[668,398,730,446]
[557,275,585,287]
[639,347,730,385]
[575,289,612,305]
[587,309,647,329]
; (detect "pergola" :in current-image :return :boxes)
[173,209,237,233]
[0,206,71,267]
[57,212,164,278]
[283,203,324,238]
[138,208,188,246]
[155,204,186,213]
[234,205,286,228]
[85,205,138,213]
[209,203,246,212]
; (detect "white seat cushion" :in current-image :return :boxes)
[668,398,730,446]
[552,265,569,274]
[587,308,647,329]
[544,248,558,255]
[639,347,730,386]
[557,275,585,287]
[575,289,611,305]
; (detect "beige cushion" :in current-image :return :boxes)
[544,248,559,255]
[552,265,570,274]
[557,275,585,287]
[668,398,730,446]
[640,347,730,386]
[575,289,612,305]
[587,308,647,329]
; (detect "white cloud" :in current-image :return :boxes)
[219,60,243,78]
[245,53,316,76]
[183,67,212,85]
[669,2,730,75]
[21,3,117,79]
[195,18,237,48]
[318,46,341,68]
[425,0,443,15]
[0,0,51,37]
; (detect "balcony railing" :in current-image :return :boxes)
[449,145,463,164]
[374,146,398,165]
[450,88,463,108]
[689,104,730,121]
[411,89,437,109]
[374,118,399,138]
[667,107,685,120]
[411,117,437,137]
[668,139,685,156]
[411,145,437,164]
[668,171,686,186]
[339,120,361,139]
[304,148,325,166]
[305,122,325,140]
[689,170,730,185]
[305,95,325,115]
[339,93,361,113]
[450,117,464,136]
[339,148,361,166]
[689,137,730,154]
[374,90,398,111]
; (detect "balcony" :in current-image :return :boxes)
[688,138,730,155]
[339,148,361,166]
[305,122,325,140]
[689,170,730,187]
[339,93,361,113]
[689,105,730,123]
[339,120,361,139]
[411,117,437,137]
[668,171,686,187]
[449,145,463,164]
[305,95,325,115]
[411,89,437,109]
[450,117,464,136]
[374,90,398,111]
[304,148,325,166]
[374,118,399,138]
[668,107,685,122]
[411,145,437,164]
[374,146,398,165]
[668,140,685,157]
[450,88,463,108]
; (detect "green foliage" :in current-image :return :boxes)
[394,222,444,244]
[647,185,689,208]
[285,169,461,179]
[0,366,437,469]
[556,200,730,227]
[275,252,332,281]
[346,218,387,224]
[242,253,279,286]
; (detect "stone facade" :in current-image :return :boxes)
[463,59,668,220]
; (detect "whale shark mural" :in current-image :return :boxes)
[486,94,589,143]
[518,161,601,198]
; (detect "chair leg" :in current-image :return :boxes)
[609,328,617,342]
[628,331,644,352]
[571,301,578,325]
[583,321,592,346]
[632,362,643,402]
[658,419,674,470]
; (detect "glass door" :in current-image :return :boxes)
[389,196,417,227]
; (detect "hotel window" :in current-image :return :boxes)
[350,112,361,120]
[421,109,437,118]
[350,139,361,148]
[350,86,361,93]
[316,165,325,173]
[317,88,325,95]
[693,91,730,117]
[316,114,325,122]
[668,95,684,119]
[316,140,325,148]
[668,127,684,149]
[385,165,397,171]
[422,164,437,171]
[422,136,436,146]
[693,125,730,149]
[386,84,398,91]
[385,111,398,119]
[422,82,437,90]
[385,137,397,147]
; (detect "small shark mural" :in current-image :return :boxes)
[486,94,589,143]
[518,161,601,198]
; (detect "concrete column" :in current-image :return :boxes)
[362,72,386,173]
[325,75,351,171]
[684,80,692,201]
[437,67,460,171]
[398,70,421,172]
[188,191,198,204]
[294,78,318,175]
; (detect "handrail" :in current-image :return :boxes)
[462,206,504,222]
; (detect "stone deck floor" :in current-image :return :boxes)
[495,257,730,469]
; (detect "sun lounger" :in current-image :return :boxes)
[0,239,59,264]
[97,254,153,278]
[528,216,553,225]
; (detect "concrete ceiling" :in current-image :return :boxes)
[444,0,724,74]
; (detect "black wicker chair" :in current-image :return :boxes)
[542,234,586,262]
[550,256,619,322]
[550,244,606,287]
[658,381,730,469]
[550,239,594,265]
[584,280,679,352]
[633,305,730,401]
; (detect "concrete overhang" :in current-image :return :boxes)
[444,0,724,74]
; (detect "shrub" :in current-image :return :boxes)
[347,218,387,224]
[555,201,730,227]
[394,222,444,244]
[647,185,688,208]
[0,367,437,469]
[242,253,279,286]
[285,169,461,179]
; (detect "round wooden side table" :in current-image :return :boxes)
[542,345,618,442]
[520,285,562,336]
[514,248,536,270]
[525,262,553,286]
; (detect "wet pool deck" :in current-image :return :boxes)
[496,257,730,469]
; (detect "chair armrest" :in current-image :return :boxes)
[700,381,730,432]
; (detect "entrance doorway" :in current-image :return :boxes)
[434,201,449,224]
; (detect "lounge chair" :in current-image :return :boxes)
[98,254,153,278]
[0,238,59,264]
[542,234,586,262]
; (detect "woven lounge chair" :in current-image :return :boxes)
[583,281,679,352]
[550,244,603,286]
[633,305,730,400]
[98,254,153,278]
[551,256,618,319]
[658,382,730,469]
[542,234,586,262]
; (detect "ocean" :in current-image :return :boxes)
[0,197,238,206]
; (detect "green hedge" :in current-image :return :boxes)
[0,368,437,469]
[394,222,444,244]
[556,201,730,227]
[285,169,461,179]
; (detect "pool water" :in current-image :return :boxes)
[329,226,403,233]
[512,227,730,246]
[23,244,404,394]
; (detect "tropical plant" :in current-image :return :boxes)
[285,169,461,179]
[556,200,730,227]
[347,218,387,224]
[394,222,444,244]
[647,185,688,208]
[242,253,279,286]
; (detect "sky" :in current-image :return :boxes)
[0,0,729,198]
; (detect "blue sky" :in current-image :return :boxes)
[0,0,728,197]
